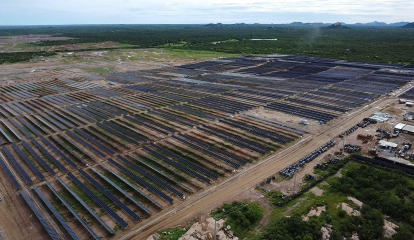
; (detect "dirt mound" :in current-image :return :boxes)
[357,134,373,144]
[178,217,238,240]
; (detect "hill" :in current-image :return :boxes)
[389,21,410,26]
[326,22,350,29]
[355,21,387,26]
[402,22,414,28]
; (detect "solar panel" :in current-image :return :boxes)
[0,154,21,189]
[99,162,163,209]
[56,178,114,235]
[66,130,106,157]
[40,136,77,168]
[89,166,152,215]
[12,143,45,181]
[33,186,80,240]
[78,169,141,221]
[108,158,173,204]
[20,191,60,240]
[21,141,56,175]
[67,172,128,228]
[2,146,32,185]
[117,155,183,198]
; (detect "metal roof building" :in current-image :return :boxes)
[379,140,398,149]
[395,123,406,131]
[402,124,414,134]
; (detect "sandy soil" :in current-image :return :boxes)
[310,186,324,196]
[177,217,238,240]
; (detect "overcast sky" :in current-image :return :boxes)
[0,0,413,25]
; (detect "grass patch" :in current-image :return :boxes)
[82,66,116,74]
[157,227,187,240]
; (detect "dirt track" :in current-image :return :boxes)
[119,96,394,240]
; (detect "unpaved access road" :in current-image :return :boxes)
[120,96,394,240]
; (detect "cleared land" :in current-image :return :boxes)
[0,50,413,240]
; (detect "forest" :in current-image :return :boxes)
[256,162,414,240]
[0,51,56,64]
[1,24,414,65]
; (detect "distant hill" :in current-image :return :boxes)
[326,22,350,29]
[402,22,414,28]
[204,23,223,28]
[389,22,410,26]
[288,21,409,27]
[289,22,327,26]
[355,21,388,26]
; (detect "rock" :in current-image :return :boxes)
[302,206,326,221]
[341,203,360,216]
[347,197,363,208]
[352,232,359,240]
[321,225,332,240]
[383,219,398,238]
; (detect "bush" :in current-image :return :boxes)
[214,201,264,238]
[261,214,322,240]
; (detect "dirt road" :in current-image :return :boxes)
[120,97,394,240]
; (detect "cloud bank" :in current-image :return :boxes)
[0,0,412,25]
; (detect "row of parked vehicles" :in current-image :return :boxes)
[339,118,374,138]
[314,158,340,170]
[344,144,362,153]
[279,140,335,178]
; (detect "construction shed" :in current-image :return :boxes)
[379,140,398,149]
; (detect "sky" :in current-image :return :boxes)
[0,0,413,25]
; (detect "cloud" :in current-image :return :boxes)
[0,0,413,25]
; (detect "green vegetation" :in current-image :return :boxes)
[214,201,264,239]
[82,66,116,74]
[331,164,414,226]
[1,25,414,64]
[157,227,187,240]
[0,51,56,64]
[252,162,414,240]
[260,204,384,240]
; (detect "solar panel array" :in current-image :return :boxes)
[1,54,413,238]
